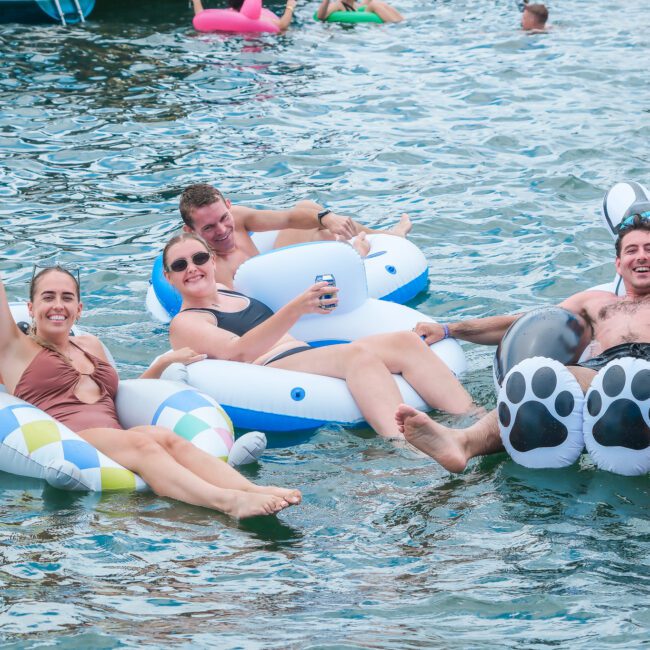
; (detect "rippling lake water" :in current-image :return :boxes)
[1,0,649,646]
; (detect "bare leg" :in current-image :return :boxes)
[568,365,597,391]
[352,331,475,414]
[396,365,598,472]
[135,426,301,504]
[396,404,502,472]
[79,427,294,518]
[351,232,371,257]
[267,332,475,437]
[268,344,408,438]
[364,0,404,22]
[387,213,412,237]
[190,0,204,16]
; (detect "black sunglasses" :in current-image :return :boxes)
[166,251,212,273]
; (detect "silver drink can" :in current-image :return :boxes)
[315,274,336,309]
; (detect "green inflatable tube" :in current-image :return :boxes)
[313,7,384,23]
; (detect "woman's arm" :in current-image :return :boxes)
[170,283,337,362]
[0,271,26,357]
[275,0,296,29]
[140,347,207,379]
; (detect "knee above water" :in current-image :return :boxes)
[347,344,384,370]
[130,433,167,457]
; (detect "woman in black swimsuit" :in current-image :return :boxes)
[165,233,477,440]
[316,0,403,22]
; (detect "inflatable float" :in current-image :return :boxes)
[0,304,265,491]
[598,179,650,296]
[193,0,280,34]
[493,307,650,476]
[160,241,466,433]
[147,234,429,323]
[490,180,650,475]
[313,7,383,23]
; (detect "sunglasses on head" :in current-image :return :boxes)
[31,263,81,290]
[166,251,212,273]
[617,210,650,234]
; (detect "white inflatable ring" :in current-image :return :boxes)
[147,234,429,323]
[160,241,466,434]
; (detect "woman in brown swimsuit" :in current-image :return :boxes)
[0,266,300,518]
[165,233,479,440]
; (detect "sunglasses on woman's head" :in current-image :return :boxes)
[31,263,81,290]
[166,251,211,273]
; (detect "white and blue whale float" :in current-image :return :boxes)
[160,241,467,433]
[146,233,429,323]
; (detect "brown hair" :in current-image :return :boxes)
[179,184,227,229]
[615,213,650,257]
[162,232,212,270]
[28,266,81,358]
[524,3,548,25]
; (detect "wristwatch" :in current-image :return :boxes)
[317,209,332,225]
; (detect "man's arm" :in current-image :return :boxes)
[235,201,357,240]
[415,314,521,346]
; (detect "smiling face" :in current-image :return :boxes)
[184,198,236,255]
[28,269,82,342]
[164,236,217,300]
[615,229,650,297]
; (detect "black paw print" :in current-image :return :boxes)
[586,362,650,450]
[498,360,578,452]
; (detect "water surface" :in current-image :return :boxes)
[1,0,649,646]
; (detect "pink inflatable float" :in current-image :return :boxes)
[193,0,280,34]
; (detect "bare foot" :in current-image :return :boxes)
[395,404,469,473]
[352,231,371,258]
[222,489,292,519]
[248,485,302,505]
[388,213,412,238]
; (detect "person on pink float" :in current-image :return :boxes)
[394,214,650,472]
[163,232,479,440]
[191,0,297,33]
[0,264,301,518]
[316,0,403,23]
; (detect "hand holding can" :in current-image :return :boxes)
[315,274,337,310]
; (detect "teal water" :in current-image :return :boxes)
[1,0,649,646]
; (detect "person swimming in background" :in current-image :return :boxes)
[164,232,480,440]
[190,0,297,31]
[521,2,548,32]
[316,0,403,23]
[0,264,301,518]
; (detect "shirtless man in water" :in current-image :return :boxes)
[179,183,412,283]
[395,211,650,472]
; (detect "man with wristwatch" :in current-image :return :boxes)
[178,183,412,282]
